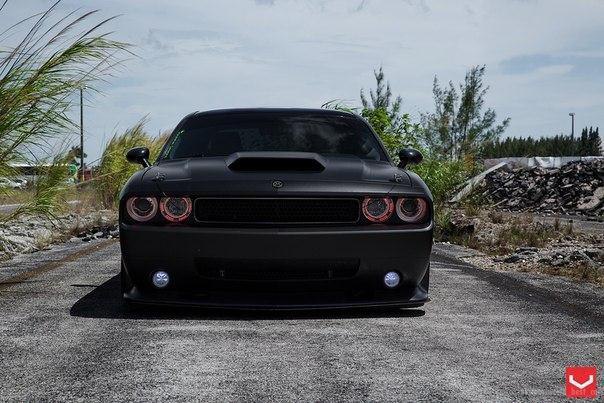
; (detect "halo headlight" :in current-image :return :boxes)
[362,197,394,223]
[126,197,158,222]
[395,197,428,223]
[160,197,192,222]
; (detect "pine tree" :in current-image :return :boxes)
[481,127,602,158]
[420,65,510,160]
[588,127,602,155]
[358,67,420,157]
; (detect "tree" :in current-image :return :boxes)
[481,127,601,158]
[360,66,402,125]
[322,66,420,158]
[66,145,87,166]
[359,67,420,157]
[323,66,479,205]
[421,65,510,160]
[588,127,602,156]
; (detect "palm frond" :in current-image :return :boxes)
[0,0,130,218]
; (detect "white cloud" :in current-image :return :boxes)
[534,64,574,76]
[2,0,603,159]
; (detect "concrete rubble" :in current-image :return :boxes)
[494,245,603,270]
[476,159,604,216]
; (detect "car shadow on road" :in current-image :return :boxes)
[70,275,425,320]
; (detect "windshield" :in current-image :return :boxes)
[160,112,388,161]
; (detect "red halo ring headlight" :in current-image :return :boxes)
[126,197,158,222]
[362,197,394,223]
[395,197,428,223]
[160,197,192,222]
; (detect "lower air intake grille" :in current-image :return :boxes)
[196,258,360,281]
[194,198,360,224]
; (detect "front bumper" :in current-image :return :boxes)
[120,223,433,309]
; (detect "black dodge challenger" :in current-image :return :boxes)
[119,108,433,309]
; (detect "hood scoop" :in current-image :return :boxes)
[226,152,325,172]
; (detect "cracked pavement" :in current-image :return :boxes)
[0,240,602,401]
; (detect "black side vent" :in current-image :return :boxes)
[227,152,325,172]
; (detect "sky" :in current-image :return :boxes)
[3,0,604,163]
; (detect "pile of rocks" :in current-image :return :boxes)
[479,159,604,216]
[496,245,602,268]
[0,210,117,260]
[74,224,119,242]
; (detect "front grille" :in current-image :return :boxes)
[196,258,360,281]
[194,198,360,224]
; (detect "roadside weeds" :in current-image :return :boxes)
[436,208,603,287]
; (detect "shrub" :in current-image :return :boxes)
[410,157,471,206]
[433,208,455,241]
[96,120,168,206]
[492,218,554,254]
[488,210,505,224]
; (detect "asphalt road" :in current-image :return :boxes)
[0,240,602,401]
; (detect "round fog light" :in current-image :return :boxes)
[152,271,170,288]
[384,271,400,288]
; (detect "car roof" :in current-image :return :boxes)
[191,108,356,118]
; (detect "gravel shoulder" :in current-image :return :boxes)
[0,240,602,401]
[440,209,603,287]
[530,213,604,235]
[432,243,604,321]
[0,209,117,262]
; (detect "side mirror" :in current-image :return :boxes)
[126,147,150,167]
[397,148,423,169]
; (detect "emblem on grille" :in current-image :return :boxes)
[272,180,284,189]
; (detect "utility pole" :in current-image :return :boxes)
[80,87,84,182]
[569,112,575,139]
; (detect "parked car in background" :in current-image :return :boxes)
[0,178,26,190]
[13,178,28,188]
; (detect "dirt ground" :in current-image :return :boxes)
[438,209,603,286]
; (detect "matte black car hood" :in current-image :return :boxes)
[129,153,416,197]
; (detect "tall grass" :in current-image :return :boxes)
[96,120,168,206]
[0,0,129,219]
[6,154,72,219]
